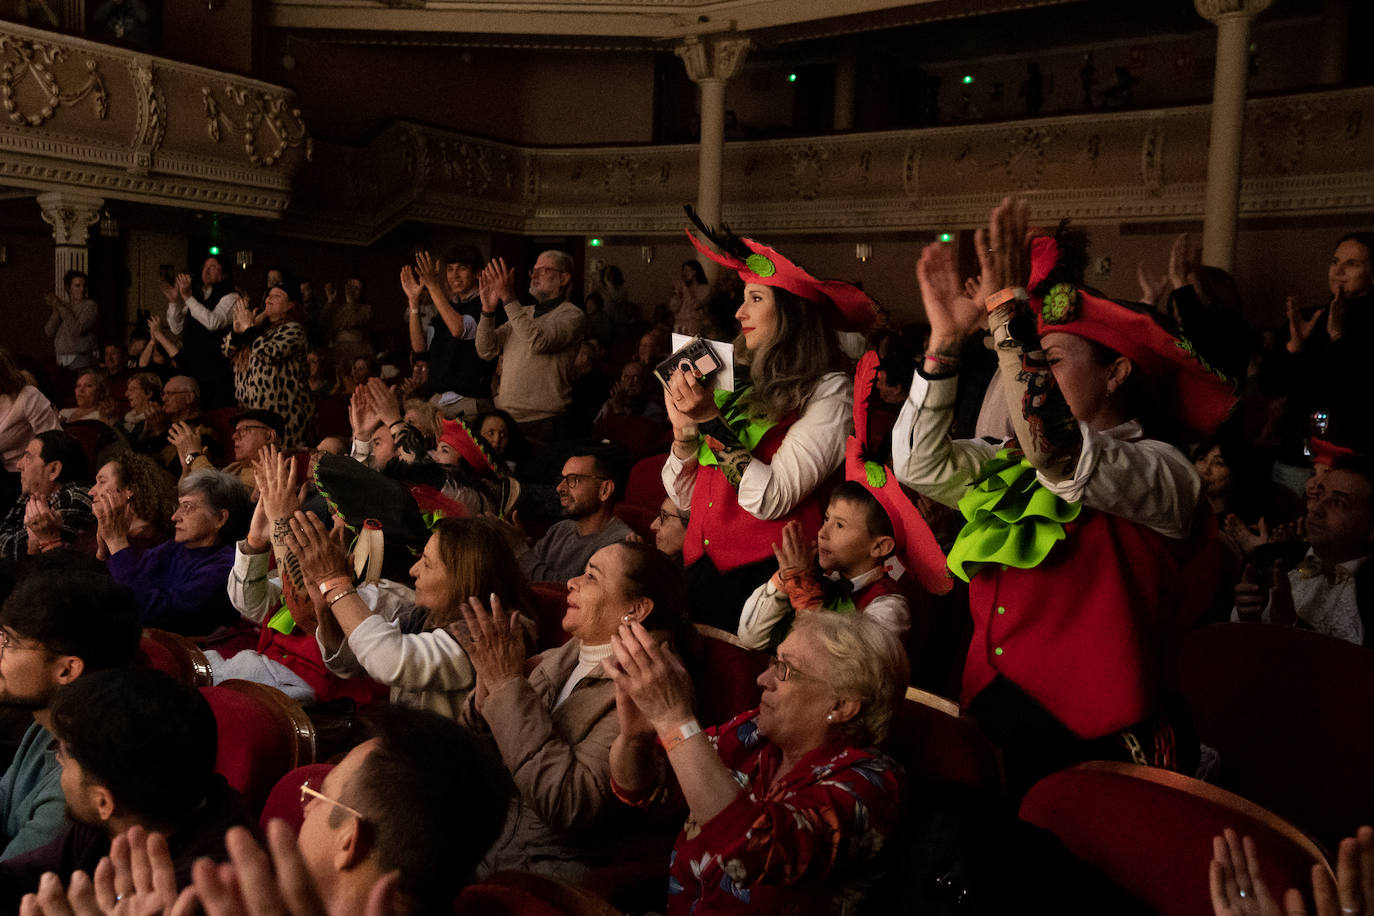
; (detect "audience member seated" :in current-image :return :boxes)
[102,469,251,636]
[608,610,905,914]
[100,342,130,401]
[0,667,250,906]
[186,408,284,491]
[402,397,441,443]
[88,451,177,559]
[0,431,95,561]
[306,346,336,398]
[58,371,118,426]
[26,706,514,916]
[451,541,689,880]
[475,408,525,474]
[0,568,141,862]
[0,348,61,505]
[157,375,222,473]
[1233,457,1372,646]
[596,359,668,427]
[286,456,534,719]
[651,496,688,563]
[496,449,632,583]
[121,372,168,453]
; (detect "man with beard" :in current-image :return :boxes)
[510,450,630,583]
[0,568,140,861]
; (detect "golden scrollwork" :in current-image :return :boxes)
[0,36,106,127]
[201,83,312,167]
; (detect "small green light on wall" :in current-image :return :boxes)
[961,75,974,85]
[788,73,798,83]
[938,232,953,243]
[589,238,602,247]
[208,245,221,256]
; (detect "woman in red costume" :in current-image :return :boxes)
[663,216,877,629]
[893,198,1238,797]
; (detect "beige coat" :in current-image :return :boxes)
[459,639,618,878]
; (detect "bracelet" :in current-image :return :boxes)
[39,539,62,552]
[326,588,358,609]
[317,574,352,597]
[660,719,702,755]
[985,286,1028,313]
[923,352,961,366]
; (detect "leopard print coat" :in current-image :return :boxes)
[224,320,316,446]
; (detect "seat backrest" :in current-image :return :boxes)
[692,624,768,728]
[1019,761,1332,916]
[529,582,572,651]
[205,407,242,451]
[59,419,122,472]
[315,395,351,439]
[455,870,623,916]
[612,504,657,544]
[886,687,1003,793]
[140,628,213,687]
[260,762,336,835]
[595,415,671,462]
[1179,622,1374,849]
[623,454,668,508]
[202,679,317,817]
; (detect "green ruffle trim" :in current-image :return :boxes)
[697,386,776,468]
[946,448,1081,583]
[268,603,296,635]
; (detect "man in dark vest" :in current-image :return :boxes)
[161,254,237,408]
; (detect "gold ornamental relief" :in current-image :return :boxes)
[0,36,106,127]
[201,83,311,168]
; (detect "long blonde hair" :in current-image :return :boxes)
[735,287,846,423]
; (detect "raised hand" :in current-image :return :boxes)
[174,273,192,299]
[453,594,528,696]
[973,194,1030,302]
[414,250,441,286]
[605,621,695,731]
[364,377,401,426]
[256,444,300,523]
[771,519,815,576]
[231,297,255,334]
[349,385,377,441]
[916,242,984,355]
[1167,232,1197,291]
[399,265,422,306]
[1286,295,1326,354]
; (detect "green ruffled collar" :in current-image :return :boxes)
[946,448,1081,583]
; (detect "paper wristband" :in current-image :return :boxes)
[661,719,702,755]
[985,286,1028,313]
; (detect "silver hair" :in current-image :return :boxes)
[790,611,909,746]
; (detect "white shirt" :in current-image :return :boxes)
[554,641,613,709]
[166,288,239,334]
[1231,548,1367,646]
[662,371,853,522]
[737,564,911,650]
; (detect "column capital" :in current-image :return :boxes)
[1194,0,1273,24]
[36,191,104,247]
[675,34,751,85]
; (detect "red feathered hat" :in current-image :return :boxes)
[438,417,502,481]
[1027,236,1237,441]
[684,225,878,333]
[847,351,953,595]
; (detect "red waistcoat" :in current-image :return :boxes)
[682,416,827,573]
[962,508,1186,739]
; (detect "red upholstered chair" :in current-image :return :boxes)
[140,628,213,687]
[886,687,1003,794]
[594,415,672,462]
[202,680,317,817]
[529,582,572,651]
[1179,622,1374,849]
[59,419,122,472]
[692,624,768,728]
[623,454,668,508]
[454,870,623,916]
[259,763,335,835]
[315,395,351,439]
[612,504,657,544]
[204,407,241,451]
[1019,761,1332,916]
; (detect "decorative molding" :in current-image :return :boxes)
[201,84,312,167]
[36,189,102,246]
[128,59,165,175]
[0,35,106,127]
[1193,0,1274,23]
[675,34,751,85]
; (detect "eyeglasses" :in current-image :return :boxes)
[657,509,688,525]
[529,266,566,277]
[233,424,274,437]
[0,630,44,655]
[768,654,818,683]
[300,777,364,820]
[557,473,607,489]
[163,389,193,397]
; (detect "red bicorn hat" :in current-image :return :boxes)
[847,351,953,595]
[684,227,878,332]
[1028,235,1238,441]
[439,417,502,481]
[1310,435,1356,468]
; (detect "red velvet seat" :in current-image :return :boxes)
[204,407,241,452]
[622,454,668,508]
[140,628,213,687]
[594,415,671,462]
[529,582,572,651]
[612,504,656,544]
[59,419,122,472]
[202,679,317,818]
[886,687,1002,793]
[1020,761,1331,916]
[1179,622,1374,849]
[692,624,767,728]
[316,395,351,439]
[259,763,335,835]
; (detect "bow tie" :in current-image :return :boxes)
[1296,556,1352,585]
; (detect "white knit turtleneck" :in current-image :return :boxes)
[554,641,614,709]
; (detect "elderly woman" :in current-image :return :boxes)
[225,281,315,447]
[609,610,905,914]
[450,541,691,880]
[98,468,251,635]
[88,451,178,557]
[122,371,168,451]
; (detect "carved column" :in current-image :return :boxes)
[676,34,750,281]
[37,191,103,294]
[1195,0,1273,272]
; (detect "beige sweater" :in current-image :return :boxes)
[475,299,584,423]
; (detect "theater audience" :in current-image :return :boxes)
[0,568,140,862]
[476,408,524,474]
[0,349,60,506]
[0,431,94,561]
[225,280,315,447]
[42,271,98,373]
[185,409,284,491]
[452,540,689,879]
[651,496,688,562]
[88,451,177,558]
[57,371,117,425]
[101,468,251,636]
[0,667,248,906]
[158,375,221,473]
[609,610,905,913]
[120,371,166,452]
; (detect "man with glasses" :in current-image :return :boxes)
[159,376,221,475]
[0,667,249,905]
[475,250,586,445]
[0,568,140,862]
[505,450,631,583]
[184,409,283,491]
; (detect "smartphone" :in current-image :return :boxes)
[655,337,722,392]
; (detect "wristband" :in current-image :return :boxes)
[183,450,202,467]
[39,539,63,552]
[985,286,1028,313]
[317,575,352,597]
[325,588,358,609]
[660,719,702,755]
[923,352,960,366]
